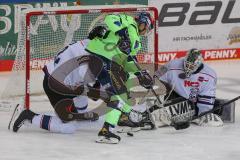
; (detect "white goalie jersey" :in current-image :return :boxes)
[158,58,217,114]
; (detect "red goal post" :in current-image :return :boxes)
[3,5,159,109]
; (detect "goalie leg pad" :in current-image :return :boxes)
[192,113,223,127]
[150,97,196,127]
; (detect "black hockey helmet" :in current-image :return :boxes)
[135,12,154,35]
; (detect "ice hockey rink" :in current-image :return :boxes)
[0,60,240,160]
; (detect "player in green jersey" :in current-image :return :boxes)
[86,12,154,144]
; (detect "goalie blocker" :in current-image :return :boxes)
[149,96,235,129]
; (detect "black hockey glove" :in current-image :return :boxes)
[88,26,107,40]
[135,70,153,89]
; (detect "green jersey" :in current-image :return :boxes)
[86,14,141,73]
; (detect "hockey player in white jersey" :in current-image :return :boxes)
[152,48,224,127]
[12,39,101,134]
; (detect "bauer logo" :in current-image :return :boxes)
[157,0,240,27]
[27,26,30,40]
[150,0,240,54]
[43,11,56,15]
[137,8,148,11]
[27,80,30,94]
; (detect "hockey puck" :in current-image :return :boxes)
[127,132,134,137]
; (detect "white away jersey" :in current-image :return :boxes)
[159,58,217,114]
[45,39,95,89]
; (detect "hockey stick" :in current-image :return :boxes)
[130,56,176,108]
[129,56,165,104]
[172,95,240,130]
[128,57,178,130]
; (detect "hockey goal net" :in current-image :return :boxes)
[1,5,160,110]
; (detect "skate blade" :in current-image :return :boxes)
[8,104,22,130]
[95,136,120,144]
[117,126,141,133]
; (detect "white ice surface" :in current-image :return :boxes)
[0,60,240,160]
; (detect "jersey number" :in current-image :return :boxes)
[54,41,76,64]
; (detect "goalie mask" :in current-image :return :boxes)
[183,49,203,78]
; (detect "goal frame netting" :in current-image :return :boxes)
[13,5,159,109]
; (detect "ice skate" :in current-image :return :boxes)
[8,104,23,130]
[117,113,141,133]
[96,122,121,144]
[13,109,37,132]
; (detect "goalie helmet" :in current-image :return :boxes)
[183,48,203,77]
[135,12,154,35]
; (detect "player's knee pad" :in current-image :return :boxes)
[54,99,78,122]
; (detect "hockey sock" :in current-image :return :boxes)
[32,114,52,131]
[32,114,78,133]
